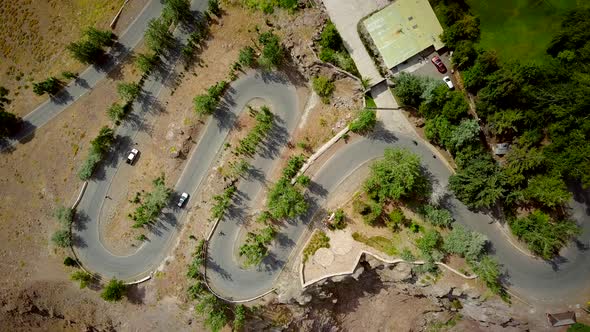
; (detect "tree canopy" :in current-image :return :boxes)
[364,148,429,202]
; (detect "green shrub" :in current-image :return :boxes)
[419,204,454,228]
[101,279,126,302]
[71,271,93,289]
[302,231,330,262]
[349,109,376,134]
[385,208,405,231]
[63,257,78,267]
[117,82,141,102]
[51,229,71,248]
[238,46,256,67]
[329,209,346,230]
[312,76,335,103]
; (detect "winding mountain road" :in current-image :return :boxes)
[10,0,164,145]
[205,127,590,304]
[74,71,299,281]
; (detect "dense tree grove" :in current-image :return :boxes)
[424,1,589,257]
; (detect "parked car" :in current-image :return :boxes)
[178,192,189,208]
[443,76,454,89]
[431,56,447,73]
[126,148,139,165]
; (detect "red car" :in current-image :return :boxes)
[431,56,447,73]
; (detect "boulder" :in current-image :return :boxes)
[460,300,513,326]
[376,263,412,282]
[351,265,364,280]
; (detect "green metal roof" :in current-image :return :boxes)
[364,0,444,68]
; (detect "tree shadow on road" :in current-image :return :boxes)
[73,211,90,231]
[257,116,289,160]
[207,257,233,281]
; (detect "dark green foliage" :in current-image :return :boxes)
[416,229,442,256]
[296,175,311,187]
[67,27,114,64]
[84,27,115,47]
[568,323,590,332]
[107,103,126,123]
[349,109,377,134]
[392,72,428,107]
[54,206,74,227]
[312,76,335,103]
[130,174,172,228]
[187,239,206,278]
[239,226,276,266]
[233,304,247,331]
[329,209,346,230]
[71,271,93,289]
[51,230,71,248]
[441,91,470,122]
[443,224,487,262]
[419,204,454,228]
[238,46,256,67]
[63,257,78,267]
[425,116,453,149]
[145,18,174,53]
[163,0,191,25]
[0,87,20,138]
[61,71,78,80]
[208,0,221,17]
[364,148,429,203]
[282,154,306,179]
[400,248,416,261]
[211,185,236,219]
[319,21,343,50]
[449,156,505,210]
[441,15,480,49]
[452,40,477,69]
[101,279,126,302]
[547,8,590,57]
[258,31,282,68]
[135,53,159,74]
[521,174,572,209]
[509,210,580,260]
[32,77,62,96]
[235,105,273,156]
[267,179,308,219]
[195,294,229,332]
[117,82,141,102]
[187,281,205,300]
[194,81,228,115]
[385,208,405,231]
[472,256,502,294]
[78,126,115,180]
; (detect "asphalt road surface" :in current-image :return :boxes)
[208,129,590,304]
[9,0,164,146]
[74,71,298,281]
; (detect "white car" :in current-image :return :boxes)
[126,148,139,164]
[443,76,454,89]
[178,192,189,208]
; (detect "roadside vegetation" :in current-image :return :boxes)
[67,27,116,64]
[129,174,172,228]
[417,0,589,259]
[0,86,20,139]
[302,231,330,263]
[242,0,299,14]
[78,126,116,181]
[317,21,359,76]
[348,148,505,297]
[239,154,309,266]
[51,206,74,248]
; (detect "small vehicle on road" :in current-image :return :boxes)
[126,148,139,165]
[431,56,447,73]
[443,76,454,89]
[178,192,189,208]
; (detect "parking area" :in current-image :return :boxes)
[391,48,454,85]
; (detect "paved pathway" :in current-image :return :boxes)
[322,0,384,84]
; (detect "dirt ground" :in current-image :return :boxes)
[0,0,149,117]
[0,1,570,331]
